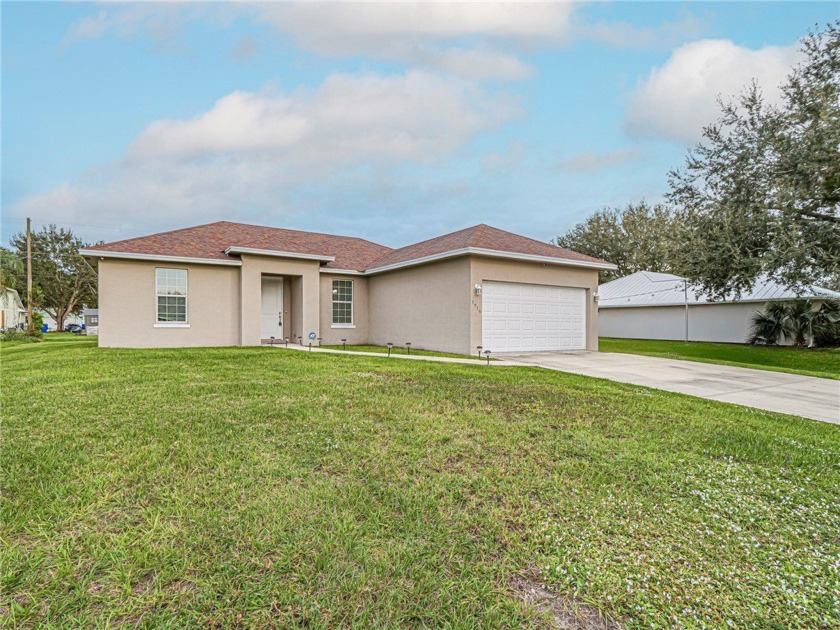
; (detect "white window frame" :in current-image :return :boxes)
[331,278,354,328]
[154,268,190,328]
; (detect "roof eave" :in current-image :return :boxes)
[223,246,335,263]
[365,247,616,275]
[80,249,243,266]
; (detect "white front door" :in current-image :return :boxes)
[482,281,586,352]
[261,278,284,340]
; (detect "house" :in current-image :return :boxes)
[83,309,99,335]
[1,287,27,331]
[80,222,615,354]
[38,310,84,332]
[598,271,840,344]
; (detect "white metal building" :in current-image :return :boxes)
[598,271,840,344]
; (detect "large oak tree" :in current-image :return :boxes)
[668,22,840,298]
[9,225,97,331]
[554,202,678,282]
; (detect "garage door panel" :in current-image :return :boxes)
[482,281,586,352]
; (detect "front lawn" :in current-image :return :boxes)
[600,337,840,380]
[3,337,839,628]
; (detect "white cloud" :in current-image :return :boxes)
[556,148,639,173]
[128,71,516,162]
[624,39,801,143]
[62,2,576,80]
[9,71,519,237]
[582,14,705,49]
[254,2,575,80]
[255,2,575,52]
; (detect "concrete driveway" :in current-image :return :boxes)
[503,351,840,425]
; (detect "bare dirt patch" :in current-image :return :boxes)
[510,571,622,630]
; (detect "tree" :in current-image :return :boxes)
[9,225,97,332]
[668,22,840,299]
[0,246,23,291]
[554,201,678,281]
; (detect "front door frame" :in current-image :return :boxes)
[260,277,284,340]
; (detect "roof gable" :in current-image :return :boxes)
[367,224,609,270]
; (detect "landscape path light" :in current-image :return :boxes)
[387,342,394,357]
[405,342,411,355]
[484,349,492,365]
[476,345,483,359]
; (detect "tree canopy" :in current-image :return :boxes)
[9,225,97,331]
[668,22,840,297]
[554,202,678,282]
[0,247,23,292]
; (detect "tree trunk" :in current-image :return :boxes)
[54,307,68,332]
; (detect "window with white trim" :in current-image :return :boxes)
[331,279,353,325]
[156,268,188,323]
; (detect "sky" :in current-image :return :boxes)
[2,1,837,249]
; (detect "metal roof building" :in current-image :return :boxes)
[598,271,840,344]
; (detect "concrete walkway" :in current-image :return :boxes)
[502,351,840,425]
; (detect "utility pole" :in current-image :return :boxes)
[26,217,33,333]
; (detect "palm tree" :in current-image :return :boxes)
[748,299,840,347]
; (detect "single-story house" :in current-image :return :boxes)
[80,222,615,354]
[598,271,840,344]
[1,287,27,331]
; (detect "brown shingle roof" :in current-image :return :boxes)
[366,224,608,269]
[86,221,609,271]
[86,221,393,271]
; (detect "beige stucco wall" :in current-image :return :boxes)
[97,258,240,348]
[319,275,370,346]
[368,257,472,355]
[469,257,601,352]
[599,301,795,345]
[239,254,320,346]
[96,252,601,352]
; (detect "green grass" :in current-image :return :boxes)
[3,337,839,628]
[600,337,840,380]
[322,344,489,361]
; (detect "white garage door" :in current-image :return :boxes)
[482,281,586,352]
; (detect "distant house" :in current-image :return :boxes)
[83,309,99,335]
[38,310,84,332]
[1,288,27,331]
[598,271,840,344]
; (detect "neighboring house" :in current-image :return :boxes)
[598,271,840,344]
[1,287,27,330]
[80,222,615,354]
[83,309,99,335]
[38,310,84,332]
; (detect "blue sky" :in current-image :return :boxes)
[2,2,836,248]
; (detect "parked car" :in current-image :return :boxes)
[64,324,83,333]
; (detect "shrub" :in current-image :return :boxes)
[748,299,840,347]
[1,329,42,343]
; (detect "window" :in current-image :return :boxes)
[331,279,353,325]
[156,268,187,323]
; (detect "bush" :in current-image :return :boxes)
[1,329,42,343]
[31,310,44,333]
[748,299,840,347]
